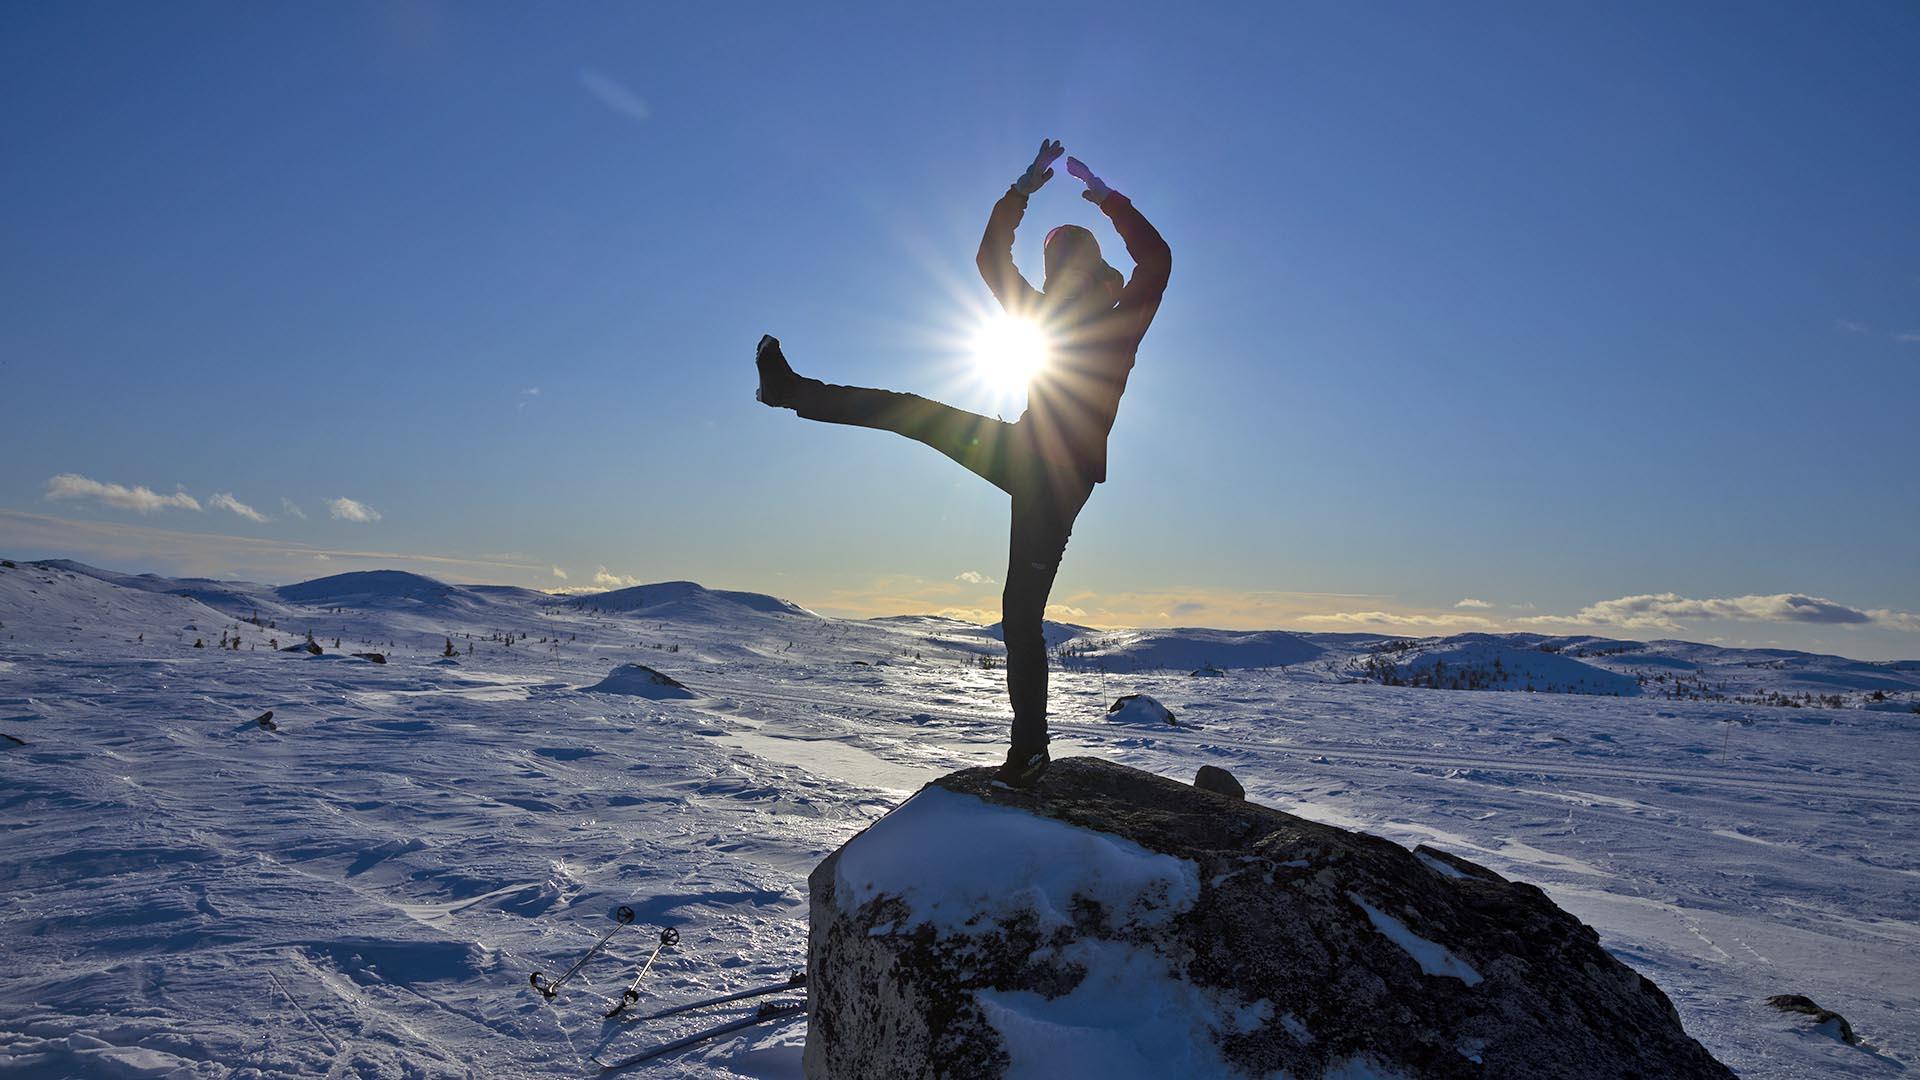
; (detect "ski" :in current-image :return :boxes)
[615,971,806,1023]
[531,905,635,1000]
[603,927,680,1018]
[595,1000,806,1072]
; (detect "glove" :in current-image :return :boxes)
[1013,138,1065,196]
[1066,156,1112,204]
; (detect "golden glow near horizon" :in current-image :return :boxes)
[969,312,1050,398]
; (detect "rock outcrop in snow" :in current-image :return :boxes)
[583,663,695,699]
[805,758,1734,1080]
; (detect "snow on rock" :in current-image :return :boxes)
[832,786,1198,934]
[1106,693,1177,726]
[584,663,695,699]
[806,757,1735,1080]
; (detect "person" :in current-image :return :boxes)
[755,138,1171,786]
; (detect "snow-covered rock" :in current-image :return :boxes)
[804,758,1734,1079]
[1106,693,1177,726]
[584,663,695,699]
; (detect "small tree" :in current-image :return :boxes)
[443,637,457,658]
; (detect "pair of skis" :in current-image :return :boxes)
[593,972,808,1072]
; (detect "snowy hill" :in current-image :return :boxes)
[2,556,1917,1077]
[565,580,813,620]
[277,569,497,610]
[1059,626,1325,672]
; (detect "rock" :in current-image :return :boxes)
[1190,664,1226,678]
[1766,994,1857,1044]
[280,641,322,655]
[584,663,694,699]
[1193,764,1244,799]
[806,757,1732,1080]
[254,711,276,731]
[1106,693,1176,726]
[352,652,387,664]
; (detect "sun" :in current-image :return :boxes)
[970,312,1050,396]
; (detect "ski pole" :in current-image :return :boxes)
[604,927,680,1018]
[597,1000,807,1072]
[530,905,635,1000]
[620,971,807,1023]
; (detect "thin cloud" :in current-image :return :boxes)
[0,509,547,585]
[45,473,201,514]
[1454,598,1493,609]
[551,565,569,580]
[1895,330,1920,344]
[208,493,269,523]
[955,570,996,585]
[329,497,382,523]
[1296,610,1496,630]
[1834,319,1869,334]
[579,68,650,122]
[281,498,307,520]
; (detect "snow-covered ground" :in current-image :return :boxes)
[1,560,1915,1077]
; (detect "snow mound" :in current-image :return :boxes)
[1362,635,1641,696]
[1107,693,1177,726]
[584,663,695,699]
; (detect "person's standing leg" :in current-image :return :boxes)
[998,464,1095,784]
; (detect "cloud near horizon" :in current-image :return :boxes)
[45,473,202,514]
[328,497,381,523]
[1515,591,1916,633]
[593,566,641,589]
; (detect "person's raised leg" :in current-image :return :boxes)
[757,334,1016,491]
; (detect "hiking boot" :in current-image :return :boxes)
[755,334,798,407]
[995,745,1050,788]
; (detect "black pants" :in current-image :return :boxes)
[786,378,1095,752]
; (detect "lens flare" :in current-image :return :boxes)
[970,313,1050,397]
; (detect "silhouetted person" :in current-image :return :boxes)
[756,139,1171,786]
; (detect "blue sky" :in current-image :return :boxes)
[3,2,1917,658]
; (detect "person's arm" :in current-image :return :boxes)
[976,186,1041,314]
[1067,156,1171,319]
[976,139,1063,314]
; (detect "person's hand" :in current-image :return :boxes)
[1066,156,1112,204]
[1013,139,1065,195]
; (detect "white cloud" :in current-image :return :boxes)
[1454,598,1493,609]
[955,570,996,585]
[328,497,382,523]
[551,565,569,580]
[594,566,641,589]
[45,473,201,514]
[280,498,307,520]
[1572,592,1874,631]
[579,68,650,122]
[1515,592,1919,633]
[1895,330,1920,344]
[208,493,269,523]
[1835,319,1869,334]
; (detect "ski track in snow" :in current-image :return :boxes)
[0,561,1915,1077]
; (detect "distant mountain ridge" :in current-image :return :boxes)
[7,557,1916,707]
